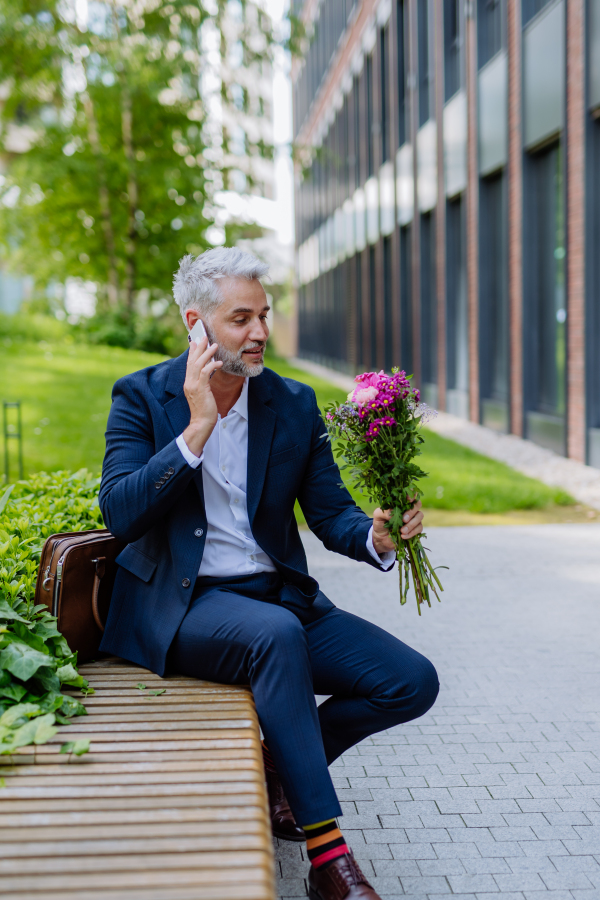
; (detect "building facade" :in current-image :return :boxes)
[292,0,600,466]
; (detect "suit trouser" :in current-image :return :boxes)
[169,572,439,825]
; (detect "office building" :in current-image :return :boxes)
[292,0,599,465]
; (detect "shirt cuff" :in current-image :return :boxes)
[176,433,204,469]
[367,525,396,570]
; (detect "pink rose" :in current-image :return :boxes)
[354,371,382,389]
[353,385,379,406]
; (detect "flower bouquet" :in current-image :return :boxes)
[324,369,445,614]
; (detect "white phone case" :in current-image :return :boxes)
[188,319,208,345]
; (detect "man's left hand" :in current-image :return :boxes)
[372,500,424,554]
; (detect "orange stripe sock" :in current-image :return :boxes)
[303,819,349,869]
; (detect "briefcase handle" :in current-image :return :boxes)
[91,557,106,632]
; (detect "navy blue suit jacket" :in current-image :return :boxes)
[98,350,381,675]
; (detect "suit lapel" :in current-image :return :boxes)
[164,351,190,437]
[247,374,276,526]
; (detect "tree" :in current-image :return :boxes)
[0,0,275,317]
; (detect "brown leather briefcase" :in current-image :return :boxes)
[35,530,124,663]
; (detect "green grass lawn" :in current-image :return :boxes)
[0,339,574,517]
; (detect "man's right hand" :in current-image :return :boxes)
[181,336,223,457]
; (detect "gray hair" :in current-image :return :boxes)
[173,246,270,326]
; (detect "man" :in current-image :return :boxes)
[99,247,439,900]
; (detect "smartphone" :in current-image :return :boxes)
[188,319,208,345]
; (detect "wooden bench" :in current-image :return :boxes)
[0,657,276,900]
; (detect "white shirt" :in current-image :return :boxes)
[176,377,395,577]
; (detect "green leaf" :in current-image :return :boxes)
[60,738,90,757]
[0,680,27,702]
[0,642,53,682]
[0,485,15,517]
[0,598,29,623]
[56,663,85,688]
[136,683,146,690]
[59,695,87,718]
[31,666,61,694]
[148,689,166,696]
[2,712,57,753]
[0,702,43,727]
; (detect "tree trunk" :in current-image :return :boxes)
[82,91,120,306]
[120,84,138,312]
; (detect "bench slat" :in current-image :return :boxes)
[3,658,275,900]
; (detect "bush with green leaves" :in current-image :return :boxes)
[0,470,103,755]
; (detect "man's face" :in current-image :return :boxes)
[187,277,269,378]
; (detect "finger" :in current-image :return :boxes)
[402,522,423,540]
[199,358,223,379]
[401,510,423,535]
[191,342,219,373]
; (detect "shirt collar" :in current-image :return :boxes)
[228,377,249,421]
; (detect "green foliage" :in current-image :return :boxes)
[0,335,168,476]
[0,1,275,311]
[0,471,103,754]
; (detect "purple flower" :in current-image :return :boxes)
[364,416,397,441]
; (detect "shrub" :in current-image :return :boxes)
[0,470,103,754]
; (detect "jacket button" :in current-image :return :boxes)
[168,467,175,475]
[182,578,191,588]
[194,528,204,537]
[155,482,161,489]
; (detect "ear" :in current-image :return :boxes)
[185,309,201,331]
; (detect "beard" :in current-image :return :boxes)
[204,321,265,378]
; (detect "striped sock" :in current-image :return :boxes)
[303,819,349,869]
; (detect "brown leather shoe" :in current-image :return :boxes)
[263,754,305,842]
[308,852,381,900]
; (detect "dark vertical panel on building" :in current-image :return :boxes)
[417,0,431,124]
[369,246,378,368]
[587,118,600,455]
[380,27,389,162]
[446,197,468,393]
[400,226,414,374]
[397,0,407,145]
[522,0,554,26]
[479,174,509,429]
[366,55,375,177]
[420,212,437,391]
[383,236,393,370]
[355,253,363,369]
[361,246,371,367]
[444,0,461,98]
[477,0,505,68]
[523,143,566,454]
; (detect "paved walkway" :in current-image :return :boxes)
[275,524,600,899]
[289,358,600,511]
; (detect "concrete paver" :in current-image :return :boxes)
[274,524,600,898]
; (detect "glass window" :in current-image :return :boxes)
[420,212,437,391]
[446,197,469,395]
[400,226,413,376]
[444,0,462,99]
[478,0,505,68]
[366,54,375,177]
[523,142,566,454]
[417,0,430,125]
[380,27,389,163]
[522,0,554,26]
[479,172,509,431]
[397,0,407,146]
[383,236,393,370]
